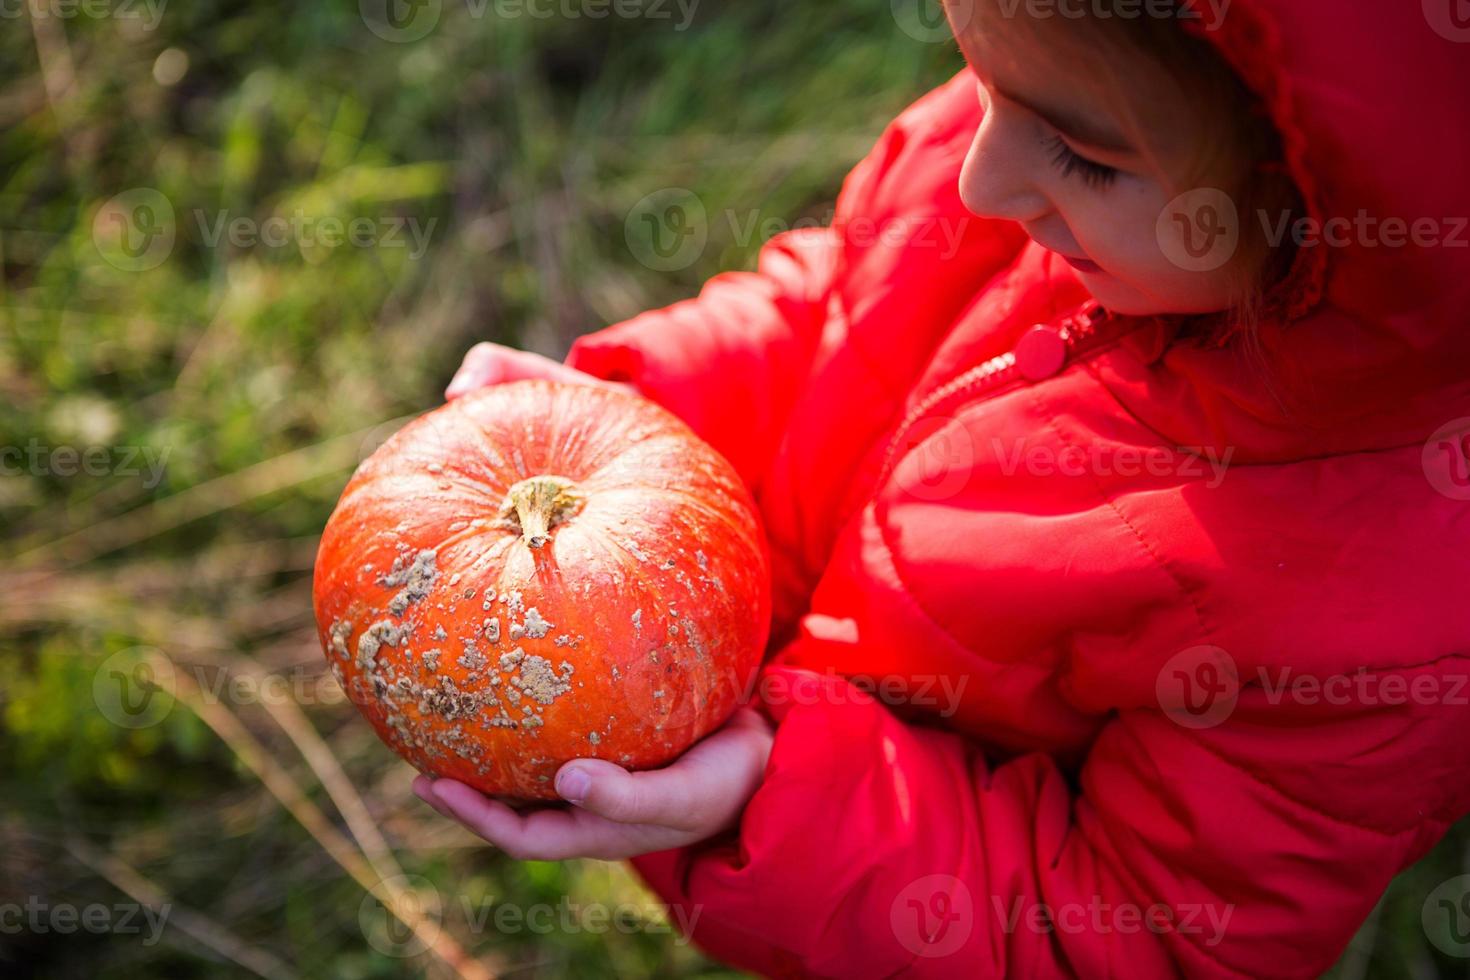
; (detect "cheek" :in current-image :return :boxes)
[1062,181,1162,270]
[1063,183,1237,314]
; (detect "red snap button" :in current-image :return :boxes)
[1015,325,1067,381]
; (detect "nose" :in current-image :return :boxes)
[957,108,1051,223]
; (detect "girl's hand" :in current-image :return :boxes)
[412,708,773,860]
[445,342,635,400]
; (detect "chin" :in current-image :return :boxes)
[1082,274,1231,318]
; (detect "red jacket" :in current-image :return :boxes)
[565,2,1470,976]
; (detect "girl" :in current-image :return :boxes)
[420,0,1470,975]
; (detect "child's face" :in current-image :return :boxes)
[947,1,1242,315]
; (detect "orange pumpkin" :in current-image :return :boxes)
[313,380,770,799]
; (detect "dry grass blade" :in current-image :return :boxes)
[63,835,298,980]
[166,661,500,980]
[12,421,406,568]
[254,663,402,878]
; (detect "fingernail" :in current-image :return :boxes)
[557,768,591,804]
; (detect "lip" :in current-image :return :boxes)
[1025,229,1103,274]
[1060,254,1102,274]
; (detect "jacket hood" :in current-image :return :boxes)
[1105,0,1470,460]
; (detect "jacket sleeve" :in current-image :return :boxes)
[566,224,838,492]
[631,660,1459,979]
[565,71,992,492]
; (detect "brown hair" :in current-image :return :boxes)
[971,0,1303,336]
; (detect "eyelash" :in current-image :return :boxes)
[1046,135,1118,189]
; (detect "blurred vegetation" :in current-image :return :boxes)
[0,0,1463,978]
[0,1,959,976]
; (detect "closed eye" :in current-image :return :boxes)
[1046,135,1119,189]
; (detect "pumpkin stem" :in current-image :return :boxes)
[503,475,583,549]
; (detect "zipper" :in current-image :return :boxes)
[875,302,1129,489]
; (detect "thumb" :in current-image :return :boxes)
[553,710,771,827]
[553,758,679,826]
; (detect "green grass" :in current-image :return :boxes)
[0,2,958,976]
[0,1,1464,977]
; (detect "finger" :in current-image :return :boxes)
[496,349,616,389]
[430,780,637,860]
[444,343,503,400]
[555,711,772,828]
[412,775,456,820]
